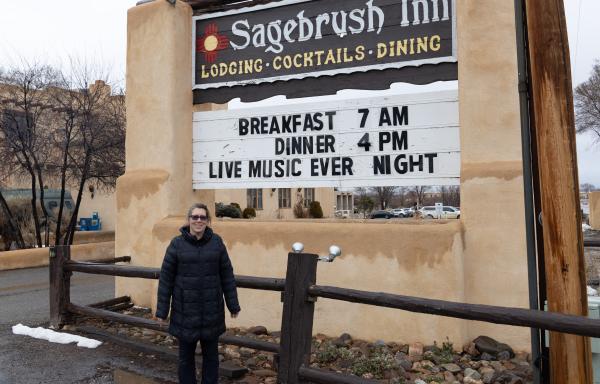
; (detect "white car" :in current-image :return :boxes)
[391,208,405,217]
[420,206,460,219]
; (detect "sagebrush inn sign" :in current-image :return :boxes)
[193,0,456,89]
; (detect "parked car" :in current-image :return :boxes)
[442,206,460,219]
[401,208,415,217]
[391,208,405,217]
[370,210,394,219]
[420,206,437,218]
[420,205,461,219]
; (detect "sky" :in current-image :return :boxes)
[0,0,598,185]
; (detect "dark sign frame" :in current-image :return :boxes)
[193,0,457,103]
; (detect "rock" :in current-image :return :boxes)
[473,336,514,358]
[479,352,494,361]
[409,342,424,358]
[264,377,277,384]
[225,347,241,359]
[245,357,257,367]
[443,370,456,382]
[252,369,277,377]
[361,373,374,379]
[373,339,387,347]
[479,367,495,384]
[240,347,255,357]
[247,326,268,335]
[497,351,511,361]
[219,362,249,379]
[490,361,505,372]
[464,367,482,380]
[333,333,352,347]
[463,341,480,356]
[394,352,413,371]
[414,379,427,384]
[463,377,483,384]
[492,371,524,384]
[440,363,461,373]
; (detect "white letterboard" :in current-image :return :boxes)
[193,91,460,189]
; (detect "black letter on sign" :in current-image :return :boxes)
[424,153,437,173]
[393,106,408,126]
[292,159,301,176]
[275,138,285,155]
[239,119,249,136]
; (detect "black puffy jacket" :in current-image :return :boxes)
[156,226,241,341]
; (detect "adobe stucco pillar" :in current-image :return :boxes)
[116,1,214,307]
[458,1,530,349]
[590,192,600,230]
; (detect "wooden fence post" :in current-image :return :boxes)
[524,0,593,382]
[278,252,318,384]
[49,245,71,328]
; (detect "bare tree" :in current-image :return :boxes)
[0,64,60,247]
[391,186,409,207]
[440,185,460,207]
[0,181,25,250]
[0,61,125,248]
[580,183,597,194]
[409,186,430,208]
[370,186,396,210]
[53,67,125,245]
[575,61,600,143]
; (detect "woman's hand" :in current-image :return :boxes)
[153,316,167,325]
[231,310,240,319]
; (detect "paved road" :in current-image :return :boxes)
[0,267,175,384]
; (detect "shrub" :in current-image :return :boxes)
[242,207,256,219]
[215,203,242,218]
[351,348,397,379]
[309,201,323,218]
[230,202,241,211]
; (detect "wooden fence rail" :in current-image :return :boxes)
[50,246,600,384]
[584,239,600,248]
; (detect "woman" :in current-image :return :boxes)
[155,203,241,384]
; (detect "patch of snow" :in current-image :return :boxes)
[583,224,592,232]
[11,324,102,348]
[588,286,598,296]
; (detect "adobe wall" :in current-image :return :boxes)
[590,192,600,230]
[118,0,530,351]
[215,187,336,219]
[0,241,115,271]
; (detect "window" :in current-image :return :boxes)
[65,201,73,209]
[278,188,291,208]
[443,207,454,212]
[303,188,315,208]
[247,189,263,209]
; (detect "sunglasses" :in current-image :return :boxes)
[189,215,208,222]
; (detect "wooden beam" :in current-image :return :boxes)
[68,303,279,352]
[89,295,132,309]
[85,256,132,264]
[308,285,600,338]
[524,0,592,382]
[278,253,318,384]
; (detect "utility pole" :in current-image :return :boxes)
[524,0,592,383]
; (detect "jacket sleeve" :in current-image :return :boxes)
[156,239,178,319]
[219,241,241,314]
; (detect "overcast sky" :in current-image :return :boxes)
[0,0,598,185]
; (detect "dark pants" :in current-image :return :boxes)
[178,338,219,384]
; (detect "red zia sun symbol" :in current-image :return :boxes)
[197,23,229,63]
